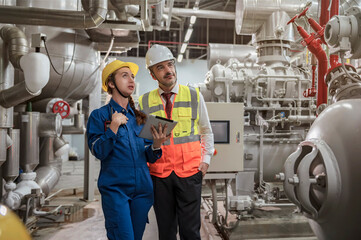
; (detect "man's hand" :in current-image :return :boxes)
[198,162,209,177]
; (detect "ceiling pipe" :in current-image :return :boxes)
[235,0,318,34]
[0,0,107,29]
[164,7,235,20]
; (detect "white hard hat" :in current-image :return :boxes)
[145,44,176,69]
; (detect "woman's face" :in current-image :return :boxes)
[111,67,135,95]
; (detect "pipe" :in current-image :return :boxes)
[33,205,62,216]
[320,0,330,27]
[155,0,165,26]
[0,26,50,108]
[148,40,208,49]
[110,0,139,20]
[259,124,264,187]
[62,114,86,134]
[0,82,39,108]
[287,115,316,123]
[0,25,29,69]
[296,25,328,106]
[0,52,50,107]
[3,172,41,210]
[329,0,339,68]
[0,0,107,29]
[164,7,235,20]
[209,180,218,224]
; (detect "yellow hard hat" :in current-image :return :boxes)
[0,205,31,240]
[102,60,139,92]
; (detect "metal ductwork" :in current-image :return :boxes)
[0,26,50,108]
[0,25,28,69]
[164,7,235,20]
[0,0,107,29]
[110,0,139,20]
[235,0,319,34]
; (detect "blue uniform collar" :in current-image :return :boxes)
[109,98,135,116]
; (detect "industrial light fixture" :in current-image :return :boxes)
[184,28,193,42]
[177,54,183,63]
[177,1,199,63]
[190,15,197,25]
[180,43,188,54]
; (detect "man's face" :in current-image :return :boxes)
[151,60,177,89]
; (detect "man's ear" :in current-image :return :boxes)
[151,72,157,80]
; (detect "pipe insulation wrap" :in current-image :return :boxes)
[20,53,50,94]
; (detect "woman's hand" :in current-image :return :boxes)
[109,111,128,133]
[151,123,171,148]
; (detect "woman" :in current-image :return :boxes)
[86,60,169,240]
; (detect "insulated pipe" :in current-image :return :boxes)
[0,52,50,108]
[62,114,85,134]
[164,7,235,20]
[329,0,339,68]
[0,26,50,108]
[2,129,20,183]
[0,0,107,29]
[235,0,319,34]
[0,25,29,69]
[0,81,40,108]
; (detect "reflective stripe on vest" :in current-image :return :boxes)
[139,85,200,145]
[139,85,201,178]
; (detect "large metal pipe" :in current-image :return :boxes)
[0,25,50,108]
[0,25,28,69]
[39,113,62,138]
[164,7,235,20]
[2,129,20,183]
[235,0,319,34]
[36,137,62,196]
[0,0,107,29]
[0,128,7,167]
[0,81,40,108]
[17,112,40,173]
[207,43,257,69]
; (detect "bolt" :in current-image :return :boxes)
[275,172,285,181]
[288,176,299,184]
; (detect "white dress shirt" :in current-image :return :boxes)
[158,83,214,165]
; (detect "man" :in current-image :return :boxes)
[139,44,214,240]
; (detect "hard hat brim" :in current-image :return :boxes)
[102,60,139,92]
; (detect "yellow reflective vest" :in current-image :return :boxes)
[139,85,202,178]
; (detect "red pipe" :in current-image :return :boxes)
[320,0,330,27]
[296,25,328,106]
[148,40,208,49]
[329,0,339,68]
[311,40,328,106]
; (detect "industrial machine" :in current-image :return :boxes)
[200,0,361,239]
[0,0,361,239]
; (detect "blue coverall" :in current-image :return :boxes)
[87,98,161,240]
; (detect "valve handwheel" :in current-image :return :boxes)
[52,100,70,119]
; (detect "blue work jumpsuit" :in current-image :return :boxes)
[86,98,162,240]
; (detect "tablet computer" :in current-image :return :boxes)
[139,115,178,140]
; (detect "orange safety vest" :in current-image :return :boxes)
[139,85,201,178]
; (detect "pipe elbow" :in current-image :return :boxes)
[20,52,50,94]
[84,0,108,28]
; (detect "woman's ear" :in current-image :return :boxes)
[108,80,115,89]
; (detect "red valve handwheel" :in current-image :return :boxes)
[52,100,70,119]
